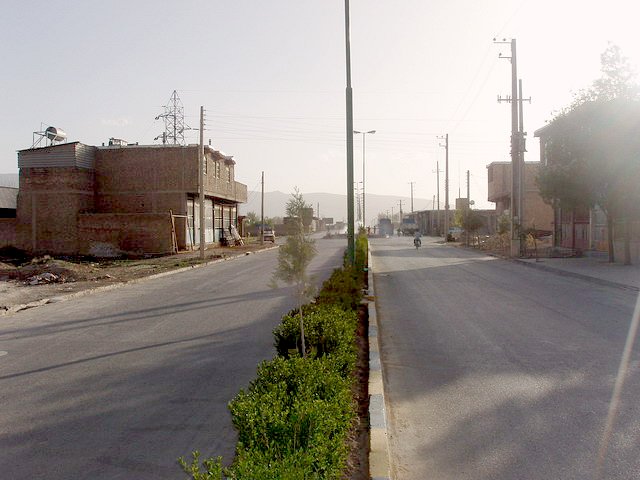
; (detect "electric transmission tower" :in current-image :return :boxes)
[155,90,189,145]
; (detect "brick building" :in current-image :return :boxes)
[487,161,553,234]
[15,141,247,256]
[534,124,638,260]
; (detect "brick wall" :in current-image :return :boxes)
[0,219,16,247]
[78,213,174,256]
[96,147,195,207]
[16,167,95,255]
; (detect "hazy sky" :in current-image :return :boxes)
[1,0,638,218]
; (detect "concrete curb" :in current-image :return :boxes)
[511,257,639,293]
[367,249,392,480]
[1,245,280,317]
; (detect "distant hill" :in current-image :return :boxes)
[241,190,435,223]
[0,173,18,188]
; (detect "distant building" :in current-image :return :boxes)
[11,141,247,256]
[486,161,553,234]
[0,186,18,247]
[0,186,17,218]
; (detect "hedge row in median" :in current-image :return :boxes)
[180,235,368,480]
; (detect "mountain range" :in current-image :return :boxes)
[241,190,438,223]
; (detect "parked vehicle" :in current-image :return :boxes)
[401,213,419,235]
[378,218,393,237]
[263,227,276,242]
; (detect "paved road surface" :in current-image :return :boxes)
[0,238,345,479]
[372,235,640,480]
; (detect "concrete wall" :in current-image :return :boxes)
[0,219,16,247]
[16,167,95,255]
[78,213,174,256]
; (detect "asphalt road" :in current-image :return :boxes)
[0,237,346,480]
[372,235,640,480]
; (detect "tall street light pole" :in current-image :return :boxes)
[354,129,375,229]
[344,0,355,265]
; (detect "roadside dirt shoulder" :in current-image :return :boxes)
[0,244,276,315]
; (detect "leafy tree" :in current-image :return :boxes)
[244,211,259,226]
[497,213,510,236]
[455,207,484,246]
[537,44,640,263]
[271,189,317,356]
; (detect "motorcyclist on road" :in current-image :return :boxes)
[413,231,422,248]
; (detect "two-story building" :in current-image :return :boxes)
[486,161,553,234]
[15,141,248,256]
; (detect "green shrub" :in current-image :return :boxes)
[355,234,368,276]
[315,267,362,310]
[178,451,223,480]
[227,357,355,478]
[273,304,357,376]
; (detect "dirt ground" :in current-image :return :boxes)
[0,242,276,315]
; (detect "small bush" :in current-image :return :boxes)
[273,304,357,376]
[228,357,355,479]
[315,267,362,311]
[178,451,223,480]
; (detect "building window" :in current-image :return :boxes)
[227,166,232,182]
[214,161,221,179]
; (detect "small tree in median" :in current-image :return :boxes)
[271,188,317,357]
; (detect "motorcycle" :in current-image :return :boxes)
[414,236,421,249]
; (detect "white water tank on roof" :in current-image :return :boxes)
[45,126,66,143]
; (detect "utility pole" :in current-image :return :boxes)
[466,170,470,203]
[495,37,528,257]
[199,106,205,259]
[432,194,436,234]
[260,171,264,246]
[438,134,450,240]
[409,182,415,212]
[433,161,441,235]
[433,161,441,210]
[518,78,530,242]
[344,0,355,265]
[355,182,362,222]
[354,130,375,229]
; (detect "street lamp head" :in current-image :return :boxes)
[367,130,376,134]
[353,130,361,134]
